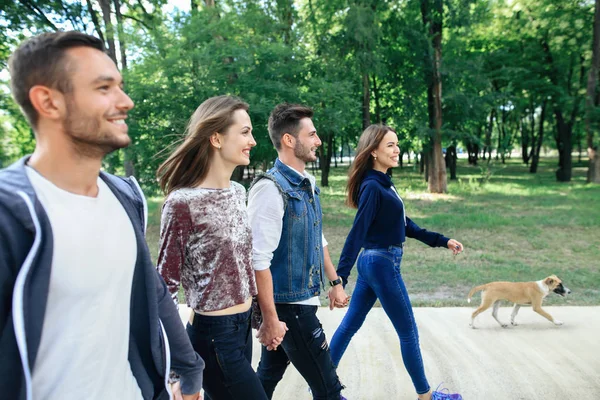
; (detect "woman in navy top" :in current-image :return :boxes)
[330,124,464,400]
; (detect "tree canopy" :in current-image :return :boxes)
[1,0,599,188]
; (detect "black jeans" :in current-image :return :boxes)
[187,309,268,400]
[256,305,343,400]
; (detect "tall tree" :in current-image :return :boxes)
[420,0,447,193]
[586,0,600,183]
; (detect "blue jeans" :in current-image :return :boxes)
[187,309,268,400]
[329,246,431,395]
[256,304,344,400]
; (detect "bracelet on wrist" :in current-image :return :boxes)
[329,277,342,287]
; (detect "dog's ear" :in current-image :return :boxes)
[545,277,555,286]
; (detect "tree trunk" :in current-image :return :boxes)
[113,0,127,71]
[485,108,495,162]
[320,133,333,187]
[333,137,338,168]
[276,0,294,45]
[423,150,429,181]
[530,101,547,174]
[587,0,600,183]
[97,0,117,65]
[540,38,583,182]
[555,111,573,182]
[362,73,371,130]
[421,0,447,193]
[521,116,530,164]
[86,0,105,43]
[499,107,506,163]
[445,145,457,180]
[372,74,382,123]
[112,0,135,177]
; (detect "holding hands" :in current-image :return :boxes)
[447,239,464,255]
[328,284,350,310]
[256,317,288,351]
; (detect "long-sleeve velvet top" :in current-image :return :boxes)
[157,181,257,312]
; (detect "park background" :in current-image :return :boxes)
[1,0,599,306]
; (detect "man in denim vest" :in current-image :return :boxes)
[248,103,348,400]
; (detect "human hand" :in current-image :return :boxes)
[171,381,202,400]
[266,322,288,351]
[328,285,350,310]
[447,239,464,255]
[257,318,288,350]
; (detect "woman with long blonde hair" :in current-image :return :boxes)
[330,124,464,400]
[157,95,271,400]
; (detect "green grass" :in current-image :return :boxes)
[146,157,600,307]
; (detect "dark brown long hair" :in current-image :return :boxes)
[157,95,248,195]
[346,124,396,208]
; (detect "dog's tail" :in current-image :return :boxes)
[467,284,487,303]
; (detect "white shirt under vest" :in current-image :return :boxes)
[26,167,143,400]
[247,164,328,306]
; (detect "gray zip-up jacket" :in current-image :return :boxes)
[0,156,204,400]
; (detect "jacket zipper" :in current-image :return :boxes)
[14,191,42,400]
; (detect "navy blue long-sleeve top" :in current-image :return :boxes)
[336,169,450,285]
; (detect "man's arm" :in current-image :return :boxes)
[323,245,349,310]
[155,270,204,396]
[254,268,286,350]
[247,179,288,349]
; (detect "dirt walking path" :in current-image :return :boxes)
[179,306,600,399]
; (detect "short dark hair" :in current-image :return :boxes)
[8,31,105,127]
[267,103,314,150]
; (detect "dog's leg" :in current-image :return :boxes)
[510,304,521,326]
[532,298,563,325]
[492,301,508,328]
[470,296,493,328]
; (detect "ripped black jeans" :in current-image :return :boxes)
[256,304,344,400]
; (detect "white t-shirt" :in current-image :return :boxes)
[248,165,327,306]
[26,167,143,400]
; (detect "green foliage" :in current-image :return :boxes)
[1,0,599,187]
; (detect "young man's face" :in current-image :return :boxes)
[59,46,134,156]
[293,117,321,163]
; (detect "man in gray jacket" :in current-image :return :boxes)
[0,31,204,400]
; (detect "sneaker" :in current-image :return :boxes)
[430,383,463,400]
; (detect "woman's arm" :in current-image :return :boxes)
[336,182,381,286]
[405,216,450,248]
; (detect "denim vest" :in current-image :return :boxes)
[251,159,325,302]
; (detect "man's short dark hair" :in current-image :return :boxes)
[267,103,314,150]
[8,31,105,127]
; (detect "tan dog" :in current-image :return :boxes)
[467,275,571,328]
